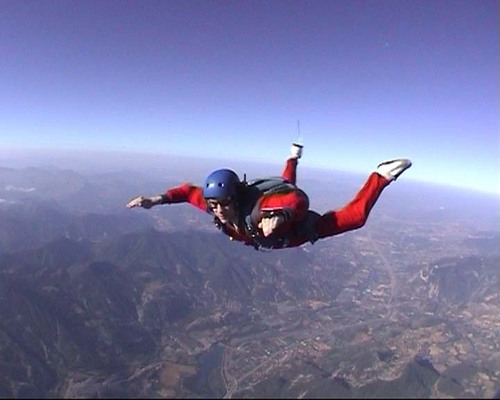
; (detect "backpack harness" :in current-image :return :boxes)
[213,177,314,250]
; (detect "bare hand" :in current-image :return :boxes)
[258,215,285,237]
[126,196,153,209]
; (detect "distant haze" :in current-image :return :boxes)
[0,1,498,195]
[1,148,499,198]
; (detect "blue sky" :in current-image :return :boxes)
[1,0,498,194]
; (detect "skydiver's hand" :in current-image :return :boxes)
[126,196,156,209]
[258,215,285,237]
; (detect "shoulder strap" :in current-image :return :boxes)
[237,177,298,248]
[211,177,298,249]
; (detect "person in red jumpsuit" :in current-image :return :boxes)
[126,144,412,250]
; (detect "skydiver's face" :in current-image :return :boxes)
[207,197,238,225]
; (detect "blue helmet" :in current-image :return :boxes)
[202,169,240,199]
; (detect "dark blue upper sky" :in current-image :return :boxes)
[1,0,498,193]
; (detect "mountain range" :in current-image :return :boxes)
[0,161,498,398]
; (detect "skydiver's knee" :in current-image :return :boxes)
[314,211,367,238]
[296,210,321,243]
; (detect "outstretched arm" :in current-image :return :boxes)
[126,183,207,212]
[126,194,166,209]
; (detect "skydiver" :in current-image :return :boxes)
[126,143,412,250]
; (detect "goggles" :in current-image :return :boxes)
[206,197,233,210]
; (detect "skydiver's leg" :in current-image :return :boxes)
[315,173,390,238]
[281,143,303,185]
[286,158,412,248]
[281,158,298,185]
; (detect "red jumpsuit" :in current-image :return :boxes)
[163,158,390,250]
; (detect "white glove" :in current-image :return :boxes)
[290,143,303,159]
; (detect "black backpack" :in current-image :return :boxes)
[213,176,315,250]
[240,177,308,249]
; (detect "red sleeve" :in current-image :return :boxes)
[164,183,208,212]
